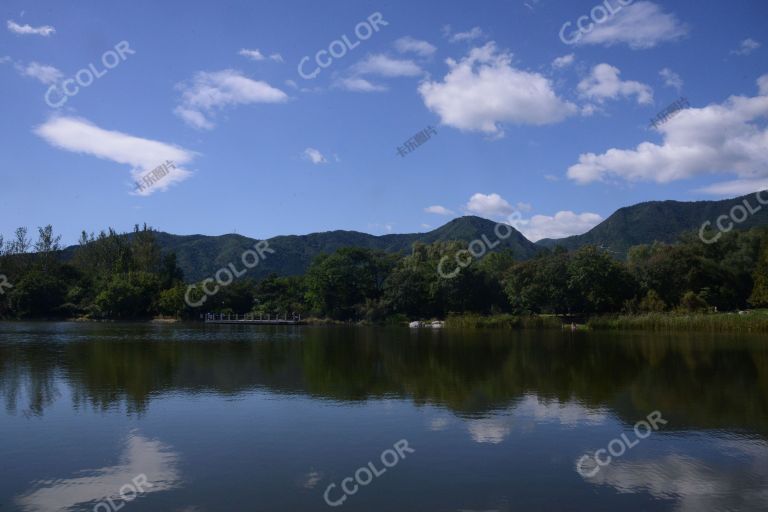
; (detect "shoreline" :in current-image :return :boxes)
[2,311,768,333]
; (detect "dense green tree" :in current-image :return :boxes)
[2,222,768,321]
[7,270,67,318]
[504,248,570,314]
[305,248,396,320]
[253,274,308,315]
[567,246,637,314]
[749,240,768,307]
[94,272,160,319]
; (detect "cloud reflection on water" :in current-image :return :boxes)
[16,432,181,512]
[582,437,768,511]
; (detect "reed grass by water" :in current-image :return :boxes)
[444,314,562,329]
[587,311,768,333]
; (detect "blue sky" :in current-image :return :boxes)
[1,0,766,245]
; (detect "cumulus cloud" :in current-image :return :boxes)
[513,211,604,241]
[659,67,683,92]
[567,75,768,190]
[731,38,761,56]
[419,42,576,134]
[461,194,603,241]
[424,205,454,215]
[465,192,515,218]
[516,202,532,212]
[449,27,485,43]
[34,116,196,195]
[239,48,264,61]
[759,75,768,96]
[16,61,62,84]
[552,53,575,69]
[575,1,688,49]
[302,147,327,164]
[353,54,422,77]
[7,20,55,36]
[269,53,283,62]
[578,63,654,105]
[174,69,288,129]
[696,178,768,197]
[335,77,387,92]
[394,36,436,57]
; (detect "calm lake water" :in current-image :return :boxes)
[1,323,767,512]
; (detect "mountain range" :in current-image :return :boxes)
[61,192,768,282]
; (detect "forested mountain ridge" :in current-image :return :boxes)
[59,216,539,282]
[49,192,768,282]
[536,192,768,255]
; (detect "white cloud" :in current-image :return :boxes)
[302,147,327,164]
[760,75,768,96]
[545,174,560,182]
[450,27,484,43]
[353,54,422,77]
[174,69,288,129]
[16,61,62,84]
[174,108,213,130]
[239,49,282,63]
[578,63,654,105]
[659,67,683,92]
[7,19,55,36]
[34,116,196,195]
[419,42,576,134]
[516,202,532,212]
[567,75,768,187]
[424,205,454,215]
[576,1,688,49]
[731,38,761,56]
[335,77,387,93]
[465,192,514,218]
[696,178,768,197]
[514,211,604,242]
[394,36,436,57]
[552,53,575,69]
[238,48,264,61]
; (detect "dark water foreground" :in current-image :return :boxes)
[1,323,767,512]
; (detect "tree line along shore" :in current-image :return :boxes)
[0,224,767,332]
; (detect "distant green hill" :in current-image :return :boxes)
[57,192,768,281]
[62,216,538,283]
[536,192,768,256]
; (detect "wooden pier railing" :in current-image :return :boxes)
[204,313,303,325]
